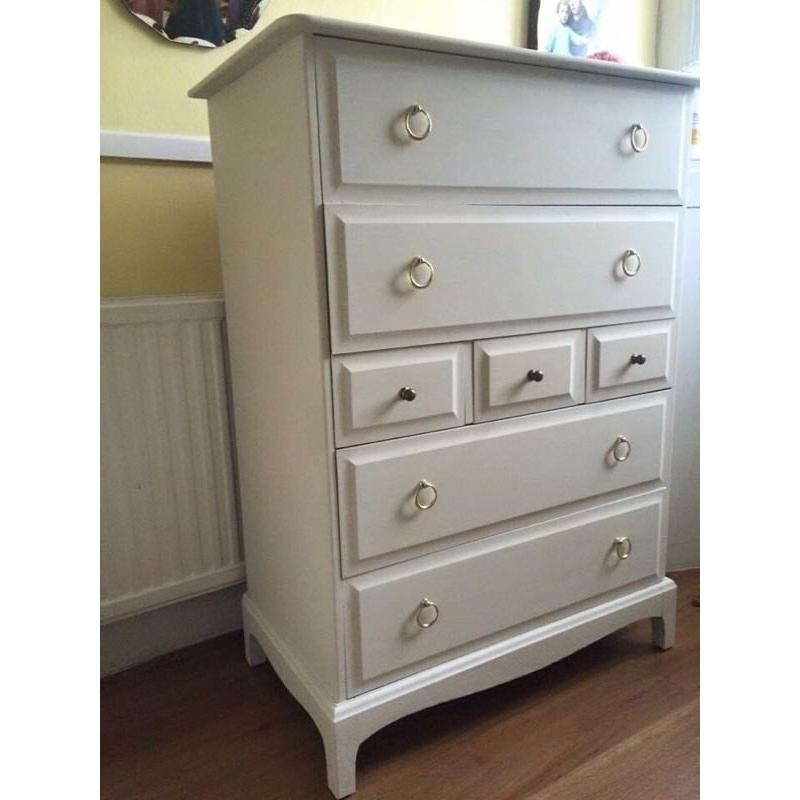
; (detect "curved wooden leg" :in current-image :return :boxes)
[652,581,677,650]
[321,722,359,799]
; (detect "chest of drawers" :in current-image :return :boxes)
[192,15,698,797]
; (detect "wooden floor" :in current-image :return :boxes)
[102,570,699,800]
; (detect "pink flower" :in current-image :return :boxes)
[588,50,623,63]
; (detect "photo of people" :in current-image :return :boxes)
[123,0,267,47]
[542,0,601,57]
[533,0,648,64]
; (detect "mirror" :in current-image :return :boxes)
[123,1,270,48]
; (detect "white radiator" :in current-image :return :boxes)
[101,295,243,623]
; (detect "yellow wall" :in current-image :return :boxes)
[100,0,657,298]
[101,0,529,137]
[101,159,222,297]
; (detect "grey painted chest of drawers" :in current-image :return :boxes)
[192,15,699,797]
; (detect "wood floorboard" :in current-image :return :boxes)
[524,699,700,800]
[101,570,699,800]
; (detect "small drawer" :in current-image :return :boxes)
[346,494,663,692]
[337,392,668,574]
[587,320,674,402]
[474,330,585,422]
[332,344,471,447]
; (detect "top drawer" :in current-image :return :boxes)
[316,39,691,205]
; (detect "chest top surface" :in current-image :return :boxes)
[189,13,700,99]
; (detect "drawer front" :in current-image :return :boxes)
[587,320,675,402]
[332,344,471,447]
[347,494,663,689]
[317,39,689,204]
[338,392,668,570]
[326,205,680,353]
[474,330,585,422]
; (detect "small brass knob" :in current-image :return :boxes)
[399,386,417,401]
[527,369,544,383]
[630,354,647,365]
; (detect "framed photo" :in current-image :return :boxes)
[530,1,638,63]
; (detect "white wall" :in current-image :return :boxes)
[667,162,700,570]
[657,0,700,71]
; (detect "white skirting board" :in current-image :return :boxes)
[102,582,245,677]
[101,294,243,626]
[100,130,212,163]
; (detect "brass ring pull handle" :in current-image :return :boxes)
[416,598,440,628]
[630,123,649,152]
[612,436,632,463]
[408,256,434,289]
[405,104,433,141]
[621,249,642,277]
[414,479,438,510]
[614,536,633,560]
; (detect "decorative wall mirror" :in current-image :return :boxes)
[123,1,270,48]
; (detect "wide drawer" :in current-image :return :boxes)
[332,343,471,447]
[337,392,668,573]
[346,493,664,691]
[474,330,585,422]
[326,205,680,353]
[587,320,675,402]
[316,39,690,204]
